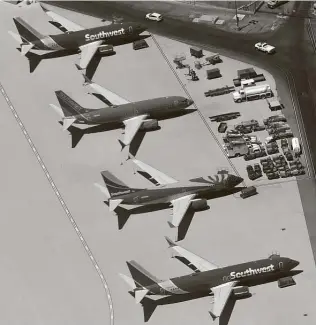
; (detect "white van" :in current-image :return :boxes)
[291,137,301,156]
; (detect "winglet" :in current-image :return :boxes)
[165,236,176,248]
[209,311,218,321]
[118,139,126,151]
[167,221,176,229]
[82,73,92,86]
[75,63,84,71]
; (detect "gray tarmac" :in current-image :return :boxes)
[0,2,316,325]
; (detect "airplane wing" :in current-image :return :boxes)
[131,159,178,185]
[170,194,196,228]
[78,41,102,70]
[41,5,101,70]
[165,237,219,273]
[209,282,237,320]
[83,75,130,106]
[41,5,84,32]
[122,115,148,147]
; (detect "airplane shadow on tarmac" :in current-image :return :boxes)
[62,122,150,156]
[129,290,248,324]
[18,34,151,77]
[105,187,243,241]
[20,47,115,78]
[59,108,193,149]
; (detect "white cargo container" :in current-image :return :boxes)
[233,84,273,103]
[291,137,301,156]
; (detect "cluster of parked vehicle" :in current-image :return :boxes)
[246,163,263,180]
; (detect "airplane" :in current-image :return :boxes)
[8,5,147,70]
[120,237,302,321]
[95,158,244,236]
[50,76,196,151]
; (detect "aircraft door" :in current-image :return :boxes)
[127,26,133,34]
[279,262,283,270]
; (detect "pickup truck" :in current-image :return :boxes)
[255,42,276,54]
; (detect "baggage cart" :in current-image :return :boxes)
[133,39,149,50]
[190,46,203,58]
[206,68,221,80]
[240,186,257,199]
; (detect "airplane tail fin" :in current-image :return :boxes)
[100,171,142,199]
[54,90,88,117]
[125,260,160,304]
[12,17,44,55]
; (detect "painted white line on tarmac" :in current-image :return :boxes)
[0,82,114,325]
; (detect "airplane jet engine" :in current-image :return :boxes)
[233,286,251,299]
[190,198,208,211]
[140,119,159,131]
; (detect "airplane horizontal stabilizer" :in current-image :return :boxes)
[109,198,123,211]
[94,183,111,200]
[8,30,22,44]
[21,43,34,56]
[119,273,136,290]
[135,288,149,304]
[49,104,63,117]
[62,117,76,131]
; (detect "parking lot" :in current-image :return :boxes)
[0,2,315,325]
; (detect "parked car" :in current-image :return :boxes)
[145,12,163,21]
[255,42,276,54]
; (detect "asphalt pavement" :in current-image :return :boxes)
[46,1,316,262]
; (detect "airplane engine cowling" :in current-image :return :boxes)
[232,286,251,299]
[140,119,159,131]
[98,45,114,54]
[190,198,208,211]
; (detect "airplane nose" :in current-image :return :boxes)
[227,174,244,187]
[292,259,300,268]
[186,99,194,106]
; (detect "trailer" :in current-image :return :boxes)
[133,39,149,50]
[204,85,235,97]
[240,186,257,199]
[206,68,221,80]
[190,46,203,58]
[233,84,273,103]
[209,112,241,122]
[233,68,266,86]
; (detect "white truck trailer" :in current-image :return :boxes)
[233,84,273,103]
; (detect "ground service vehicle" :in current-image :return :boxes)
[233,84,273,103]
[267,99,283,111]
[255,42,276,54]
[291,137,301,156]
[218,122,228,133]
[264,115,287,125]
[145,12,163,21]
[240,186,257,199]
